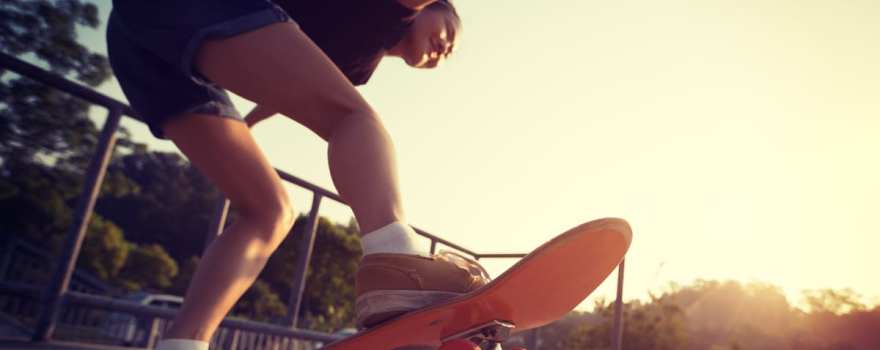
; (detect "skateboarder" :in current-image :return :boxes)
[106,0,490,349]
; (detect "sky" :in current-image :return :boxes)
[71,0,879,310]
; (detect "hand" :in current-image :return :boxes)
[244,105,277,128]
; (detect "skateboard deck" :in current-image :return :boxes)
[325,217,632,350]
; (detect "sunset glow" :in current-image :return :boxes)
[82,0,880,310]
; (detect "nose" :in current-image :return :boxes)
[441,41,453,57]
[433,38,453,58]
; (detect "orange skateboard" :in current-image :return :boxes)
[325,217,632,350]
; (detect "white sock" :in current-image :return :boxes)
[156,339,209,350]
[361,222,430,257]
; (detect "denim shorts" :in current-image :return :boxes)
[107,0,292,139]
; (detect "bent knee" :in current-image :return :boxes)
[302,104,383,141]
[237,195,296,241]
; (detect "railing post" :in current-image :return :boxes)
[0,237,16,281]
[230,329,241,350]
[611,259,625,350]
[525,328,539,349]
[223,328,241,350]
[141,317,161,349]
[33,107,122,342]
[285,194,323,328]
[204,198,231,252]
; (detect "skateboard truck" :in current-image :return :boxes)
[441,320,515,349]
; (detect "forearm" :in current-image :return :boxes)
[244,104,277,127]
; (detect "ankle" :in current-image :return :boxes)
[360,221,429,257]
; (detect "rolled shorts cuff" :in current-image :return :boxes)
[179,5,294,85]
[151,101,244,139]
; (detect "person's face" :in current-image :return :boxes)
[389,7,460,69]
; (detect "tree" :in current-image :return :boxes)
[670,280,798,350]
[232,280,288,323]
[1,0,141,273]
[562,297,686,350]
[803,289,866,315]
[96,151,223,262]
[0,159,76,245]
[116,243,178,292]
[298,217,362,330]
[258,216,362,331]
[77,215,129,281]
[0,0,138,169]
[0,0,108,84]
[796,289,876,350]
[531,311,602,350]
[540,280,880,350]
[168,255,200,296]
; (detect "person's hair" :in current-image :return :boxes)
[427,0,460,22]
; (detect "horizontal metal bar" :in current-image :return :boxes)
[0,52,136,117]
[64,292,342,343]
[0,281,42,297]
[276,169,344,204]
[8,239,116,294]
[0,52,529,263]
[275,169,527,259]
[411,227,481,257]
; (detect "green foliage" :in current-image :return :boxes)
[233,280,288,323]
[0,0,109,84]
[544,280,879,350]
[0,152,146,290]
[561,297,686,350]
[116,243,178,292]
[532,311,601,350]
[259,216,362,331]
[0,0,131,170]
[666,280,797,350]
[96,151,223,262]
[0,0,141,262]
[300,217,362,330]
[169,255,200,296]
[803,288,866,315]
[78,215,129,280]
[0,159,75,246]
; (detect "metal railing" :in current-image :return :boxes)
[0,238,117,295]
[0,51,626,350]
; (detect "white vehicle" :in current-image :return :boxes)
[102,292,183,346]
[315,327,358,348]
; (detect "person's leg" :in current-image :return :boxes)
[161,115,295,340]
[194,21,402,234]
[187,21,487,331]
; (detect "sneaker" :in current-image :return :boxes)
[354,250,491,329]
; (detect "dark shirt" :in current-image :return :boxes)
[273,0,417,85]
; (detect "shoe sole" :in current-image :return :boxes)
[355,290,464,329]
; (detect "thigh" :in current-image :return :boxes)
[107,10,246,139]
[162,114,289,216]
[194,21,377,140]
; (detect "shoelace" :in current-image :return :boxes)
[436,250,492,284]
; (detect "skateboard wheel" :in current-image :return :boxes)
[439,339,480,350]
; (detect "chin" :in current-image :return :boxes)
[405,60,427,69]
[403,49,431,68]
